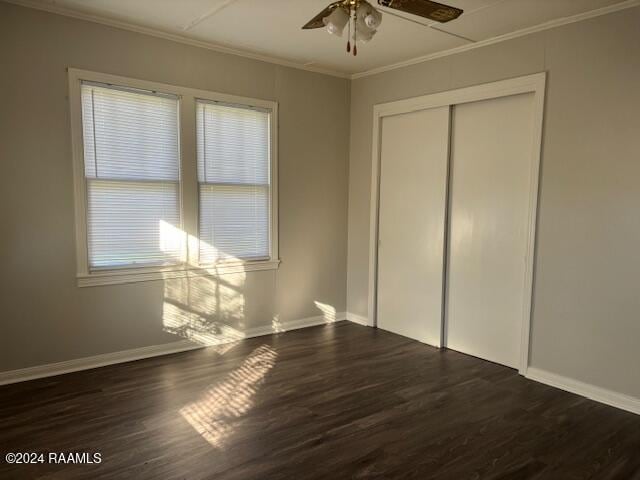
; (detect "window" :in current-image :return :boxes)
[81,83,183,269]
[197,101,271,264]
[70,69,278,286]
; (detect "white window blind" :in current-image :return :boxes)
[196,100,271,264]
[81,82,183,269]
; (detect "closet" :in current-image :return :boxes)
[373,74,545,371]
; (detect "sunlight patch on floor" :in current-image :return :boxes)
[179,344,278,449]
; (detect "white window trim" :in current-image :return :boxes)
[68,68,279,287]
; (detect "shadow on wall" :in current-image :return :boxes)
[158,219,249,346]
[163,272,247,345]
[156,220,339,348]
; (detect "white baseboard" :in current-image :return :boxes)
[263,311,347,336]
[526,367,640,416]
[0,340,202,386]
[0,313,347,386]
[346,312,373,327]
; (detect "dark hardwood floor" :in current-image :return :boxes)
[1,322,639,479]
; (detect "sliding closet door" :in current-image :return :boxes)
[445,93,535,368]
[377,106,449,345]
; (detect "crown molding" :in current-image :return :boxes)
[3,0,639,82]
[351,0,640,79]
[1,0,351,79]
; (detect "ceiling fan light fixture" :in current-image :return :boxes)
[323,6,349,37]
[355,1,380,43]
[355,16,376,43]
[364,8,382,30]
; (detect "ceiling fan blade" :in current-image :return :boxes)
[378,0,463,23]
[302,2,344,29]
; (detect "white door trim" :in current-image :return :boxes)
[368,72,547,375]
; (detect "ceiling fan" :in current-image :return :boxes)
[302,0,463,56]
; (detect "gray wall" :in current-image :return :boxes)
[347,7,640,398]
[0,2,350,371]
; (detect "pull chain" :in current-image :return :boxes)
[353,7,358,56]
[346,5,351,53]
[353,10,358,57]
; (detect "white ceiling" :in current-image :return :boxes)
[19,0,630,76]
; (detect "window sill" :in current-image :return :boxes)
[77,259,281,287]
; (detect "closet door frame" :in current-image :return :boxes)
[368,72,546,374]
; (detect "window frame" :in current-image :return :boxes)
[69,68,279,287]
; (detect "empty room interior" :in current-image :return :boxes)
[1,0,640,478]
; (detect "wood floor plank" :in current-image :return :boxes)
[1,322,639,479]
